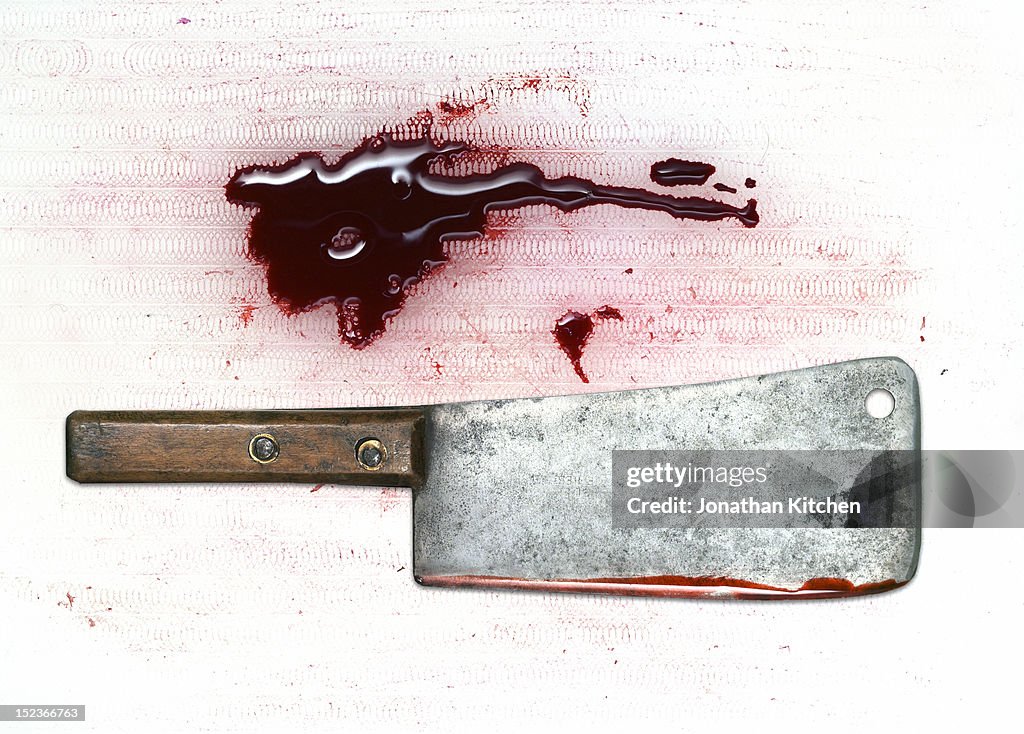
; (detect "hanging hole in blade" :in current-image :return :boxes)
[865,388,895,419]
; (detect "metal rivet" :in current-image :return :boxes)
[248,433,280,464]
[355,437,387,471]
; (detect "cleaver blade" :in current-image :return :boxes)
[66,357,920,600]
[414,356,920,599]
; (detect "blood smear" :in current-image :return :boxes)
[225,134,757,348]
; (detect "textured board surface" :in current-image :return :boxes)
[1,1,1023,732]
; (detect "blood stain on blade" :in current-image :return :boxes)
[225,134,759,348]
[417,573,907,599]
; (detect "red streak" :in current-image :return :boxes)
[417,574,907,600]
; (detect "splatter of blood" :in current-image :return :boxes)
[553,305,624,382]
[226,135,757,347]
[650,158,716,186]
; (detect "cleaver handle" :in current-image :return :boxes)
[66,409,426,487]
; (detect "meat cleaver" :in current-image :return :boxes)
[66,357,920,600]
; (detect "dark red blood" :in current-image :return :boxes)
[437,100,473,116]
[650,158,716,186]
[553,305,624,382]
[593,305,623,321]
[436,98,489,124]
[713,183,738,194]
[226,134,758,348]
[553,311,594,382]
[745,177,757,188]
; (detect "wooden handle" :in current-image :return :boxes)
[66,409,426,487]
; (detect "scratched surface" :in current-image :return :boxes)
[1,1,1022,732]
[415,359,920,590]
